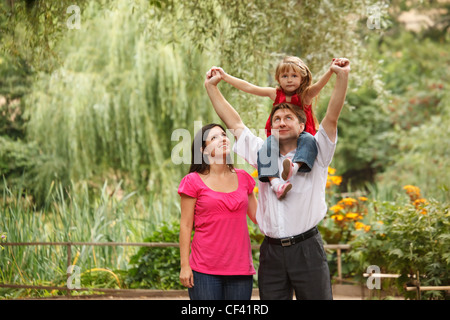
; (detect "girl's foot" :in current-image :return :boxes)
[282,158,294,180]
[272,180,292,200]
[282,158,302,180]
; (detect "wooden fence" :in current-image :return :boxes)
[0,241,351,297]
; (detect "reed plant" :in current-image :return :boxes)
[0,180,179,297]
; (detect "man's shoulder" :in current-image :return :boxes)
[315,124,337,146]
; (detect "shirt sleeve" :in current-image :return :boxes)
[242,170,256,195]
[315,124,337,167]
[232,126,264,168]
[178,173,198,198]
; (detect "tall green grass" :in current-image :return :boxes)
[0,180,180,297]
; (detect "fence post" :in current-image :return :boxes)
[337,248,342,284]
[416,271,421,300]
[66,242,72,296]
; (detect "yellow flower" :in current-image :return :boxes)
[345,212,359,220]
[331,214,344,221]
[328,167,336,175]
[329,205,344,213]
[355,221,365,230]
[364,225,371,232]
[358,196,368,201]
[403,185,421,201]
[251,170,258,178]
[328,175,343,186]
[413,198,428,207]
[253,187,259,193]
[338,197,358,207]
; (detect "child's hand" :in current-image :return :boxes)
[211,66,227,80]
[330,58,350,75]
[205,66,223,86]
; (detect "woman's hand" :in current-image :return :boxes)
[179,265,194,288]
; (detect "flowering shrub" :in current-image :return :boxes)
[320,167,372,244]
[347,185,450,299]
[320,167,450,299]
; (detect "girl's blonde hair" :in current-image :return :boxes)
[274,56,319,130]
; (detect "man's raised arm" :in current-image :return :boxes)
[321,58,350,142]
[204,67,246,140]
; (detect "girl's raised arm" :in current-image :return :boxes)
[303,62,335,105]
[212,67,276,101]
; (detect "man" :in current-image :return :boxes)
[204,58,350,300]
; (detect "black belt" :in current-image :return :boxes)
[266,226,318,247]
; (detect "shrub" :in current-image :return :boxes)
[348,186,450,299]
[126,220,183,290]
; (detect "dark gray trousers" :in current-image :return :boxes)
[258,232,333,300]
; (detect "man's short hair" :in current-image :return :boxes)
[269,103,306,127]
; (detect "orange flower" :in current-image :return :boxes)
[345,212,359,220]
[403,185,421,201]
[354,221,371,232]
[355,221,365,230]
[329,205,344,213]
[413,198,428,207]
[329,175,342,186]
[338,197,358,207]
[331,214,344,221]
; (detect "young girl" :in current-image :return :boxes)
[178,123,257,300]
[211,57,334,199]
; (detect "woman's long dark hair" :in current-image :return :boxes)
[189,123,234,174]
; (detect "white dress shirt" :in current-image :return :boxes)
[233,124,337,238]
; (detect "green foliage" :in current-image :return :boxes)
[126,220,183,290]
[333,84,394,188]
[0,53,31,140]
[0,137,70,206]
[375,32,450,201]
[126,219,262,290]
[348,197,450,299]
[0,180,168,297]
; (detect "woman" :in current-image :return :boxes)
[178,123,257,300]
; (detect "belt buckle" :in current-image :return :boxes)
[281,238,292,247]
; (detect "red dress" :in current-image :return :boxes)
[265,89,316,137]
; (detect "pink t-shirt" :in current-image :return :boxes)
[178,169,256,275]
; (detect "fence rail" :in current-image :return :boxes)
[0,241,351,297]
